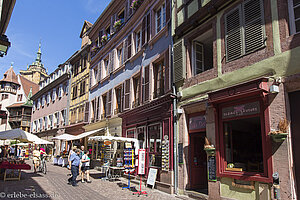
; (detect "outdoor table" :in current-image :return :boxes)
[0,162,31,181]
[108,166,125,181]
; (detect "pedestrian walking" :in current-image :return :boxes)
[81,151,91,183]
[68,149,80,186]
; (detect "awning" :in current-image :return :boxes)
[88,136,139,155]
[52,133,77,141]
[72,128,105,140]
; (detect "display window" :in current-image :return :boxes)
[148,123,162,168]
[216,98,272,182]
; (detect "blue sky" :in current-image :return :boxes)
[0,0,111,76]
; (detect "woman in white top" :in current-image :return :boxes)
[81,151,91,183]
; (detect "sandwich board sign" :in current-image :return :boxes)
[146,168,158,189]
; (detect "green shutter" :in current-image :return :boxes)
[173,39,186,83]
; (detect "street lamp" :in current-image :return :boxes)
[0,34,11,57]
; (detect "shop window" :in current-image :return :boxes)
[155,3,166,34]
[127,129,136,138]
[192,29,213,75]
[133,76,140,108]
[137,127,146,149]
[148,124,162,167]
[288,0,300,34]
[153,61,165,99]
[224,117,264,173]
[225,0,265,61]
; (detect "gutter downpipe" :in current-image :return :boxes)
[171,0,178,193]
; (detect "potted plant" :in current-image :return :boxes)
[131,0,142,9]
[269,118,289,142]
[101,34,108,43]
[113,19,122,30]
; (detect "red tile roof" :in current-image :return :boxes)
[19,75,39,97]
[1,66,19,85]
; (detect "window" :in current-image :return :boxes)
[153,61,165,98]
[127,34,132,60]
[143,66,150,102]
[142,13,151,45]
[56,112,60,127]
[17,94,22,102]
[155,4,166,34]
[47,92,51,104]
[58,84,63,98]
[62,109,67,126]
[1,94,8,100]
[44,116,47,130]
[39,118,43,130]
[84,102,89,122]
[289,0,300,34]
[117,46,124,67]
[105,25,111,40]
[42,95,46,107]
[81,55,87,71]
[64,83,69,95]
[106,90,112,117]
[225,0,265,61]
[72,85,78,100]
[148,124,162,167]
[102,94,107,118]
[49,114,53,128]
[193,29,213,75]
[73,61,80,76]
[124,79,130,110]
[115,86,123,114]
[104,58,109,77]
[80,81,86,96]
[37,99,41,109]
[133,76,140,108]
[52,88,56,102]
[135,30,142,53]
[32,102,35,111]
[118,10,125,23]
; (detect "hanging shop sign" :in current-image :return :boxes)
[222,101,260,119]
[125,142,132,149]
[189,115,206,130]
[104,140,111,146]
[162,135,169,171]
[207,155,217,181]
[138,149,146,175]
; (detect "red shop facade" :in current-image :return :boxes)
[119,94,175,194]
[208,78,273,183]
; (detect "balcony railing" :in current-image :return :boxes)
[153,88,164,99]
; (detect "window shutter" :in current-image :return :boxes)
[225,6,243,61]
[144,66,150,102]
[146,13,151,42]
[166,0,170,22]
[173,39,186,83]
[127,34,132,60]
[124,79,130,109]
[84,102,89,122]
[121,83,124,112]
[243,0,265,54]
[94,98,97,120]
[124,40,128,62]
[96,96,100,120]
[108,52,112,74]
[142,17,146,45]
[164,49,170,93]
[111,50,115,72]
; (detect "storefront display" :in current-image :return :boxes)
[161,135,169,171]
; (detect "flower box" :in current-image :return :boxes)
[101,34,108,43]
[269,132,288,142]
[113,19,122,30]
[131,0,143,9]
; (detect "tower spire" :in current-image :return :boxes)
[36,41,42,63]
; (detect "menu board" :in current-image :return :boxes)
[207,155,217,181]
[161,135,169,171]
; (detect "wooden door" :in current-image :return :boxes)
[289,91,300,199]
[189,133,208,190]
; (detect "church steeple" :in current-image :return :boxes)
[36,42,41,63]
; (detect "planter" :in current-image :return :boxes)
[270,133,288,142]
[204,147,216,156]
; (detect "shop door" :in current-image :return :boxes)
[189,133,208,191]
[289,91,300,199]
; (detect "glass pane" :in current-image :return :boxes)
[294,0,300,7]
[296,19,300,33]
[224,117,264,173]
[294,6,300,19]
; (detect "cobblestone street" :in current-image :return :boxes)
[0,160,181,200]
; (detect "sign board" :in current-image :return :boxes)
[146,168,158,189]
[189,115,206,130]
[207,155,217,181]
[178,143,184,164]
[222,101,260,119]
[138,149,146,175]
[125,142,132,148]
[104,140,111,145]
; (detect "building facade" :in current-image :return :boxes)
[0,66,39,132]
[66,21,92,136]
[87,0,173,193]
[172,0,300,199]
[20,43,48,84]
[31,64,70,145]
